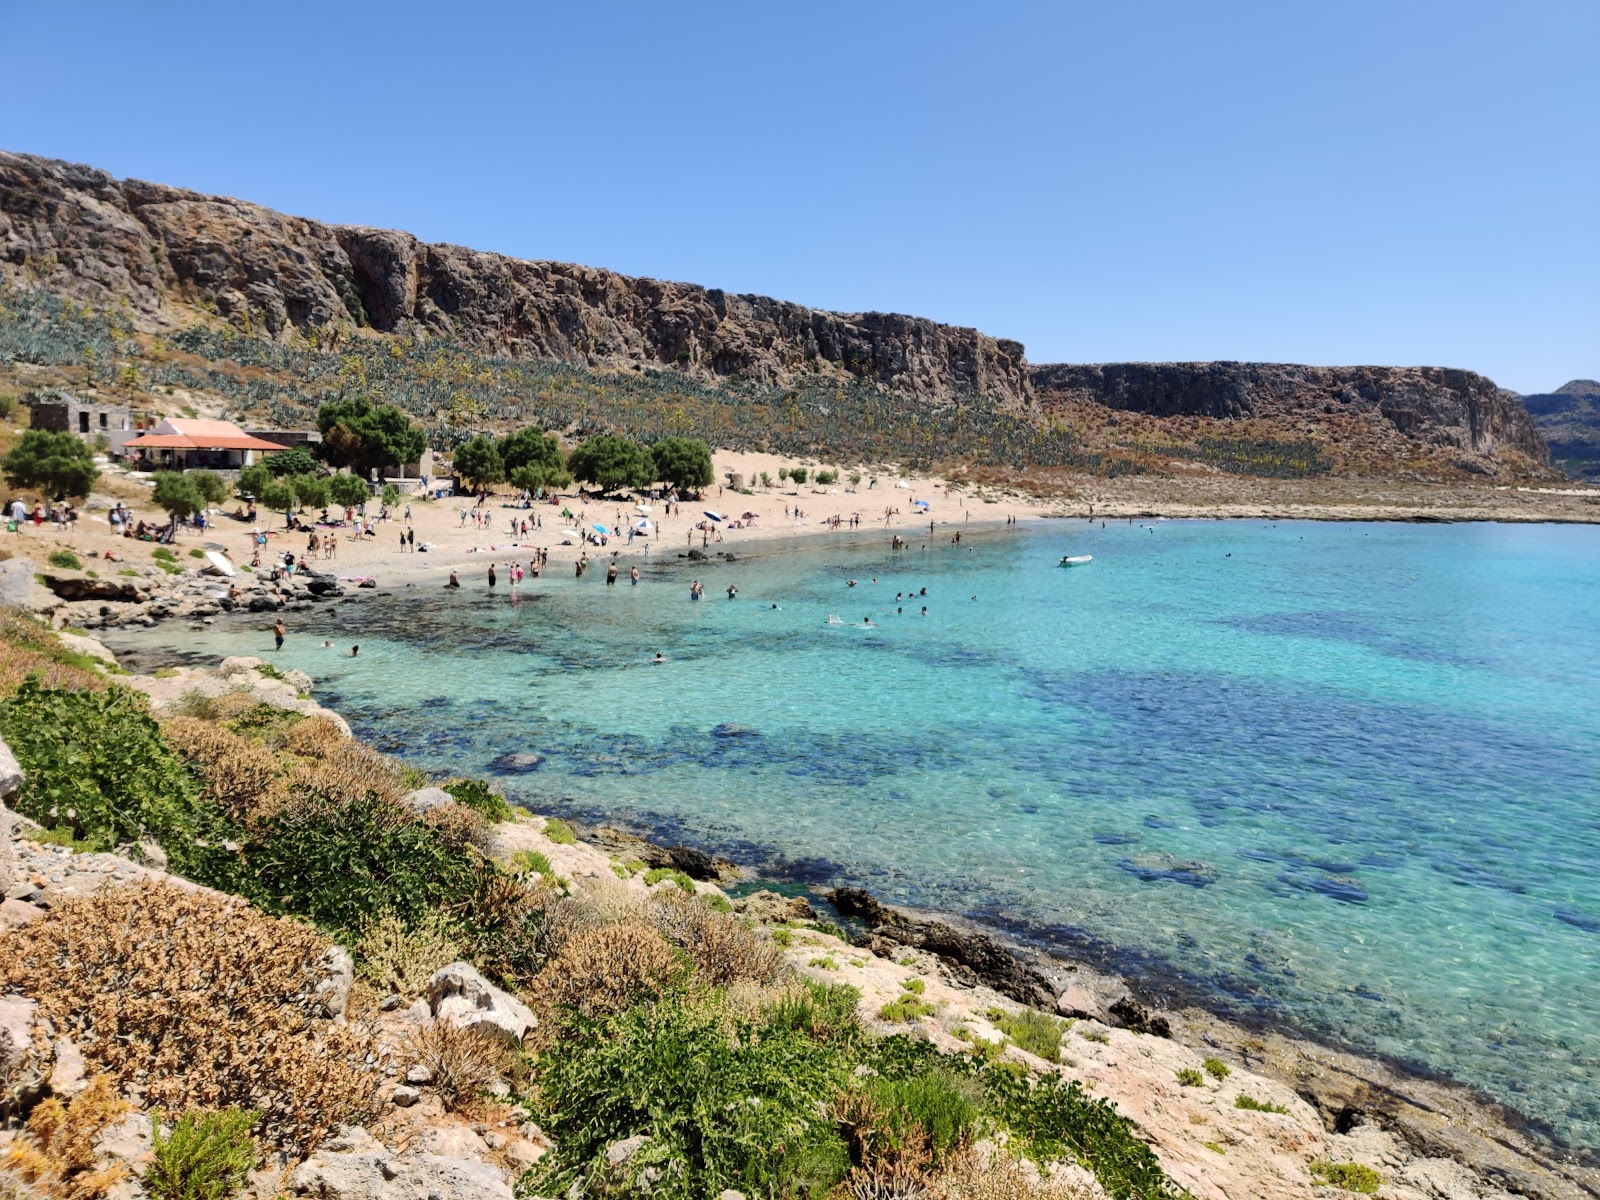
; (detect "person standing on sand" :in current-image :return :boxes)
[273,618,286,651]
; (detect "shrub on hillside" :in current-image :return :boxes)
[527,998,852,1199]
[645,891,787,989]
[0,610,108,696]
[278,714,348,757]
[0,881,379,1153]
[356,912,462,999]
[286,740,404,807]
[233,792,489,936]
[45,549,82,571]
[534,923,686,1020]
[161,715,289,828]
[443,777,515,823]
[145,1108,258,1200]
[401,1021,511,1115]
[0,682,239,880]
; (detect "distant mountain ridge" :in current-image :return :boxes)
[1513,380,1600,480]
[0,149,1556,479]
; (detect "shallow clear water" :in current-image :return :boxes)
[111,519,1600,1145]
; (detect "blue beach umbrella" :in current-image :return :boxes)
[593,523,610,534]
[704,510,724,522]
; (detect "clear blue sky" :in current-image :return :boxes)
[3,0,1595,393]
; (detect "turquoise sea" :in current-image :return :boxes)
[109,520,1600,1147]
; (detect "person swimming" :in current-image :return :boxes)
[652,652,666,664]
[349,645,360,657]
[827,614,844,625]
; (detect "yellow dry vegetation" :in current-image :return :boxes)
[0,880,379,1155]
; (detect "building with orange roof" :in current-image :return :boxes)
[122,418,288,471]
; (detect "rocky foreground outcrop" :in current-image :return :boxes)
[0,150,1031,406]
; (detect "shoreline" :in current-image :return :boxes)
[500,790,1599,1191]
[84,623,1600,1199]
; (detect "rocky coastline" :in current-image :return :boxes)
[3,635,1597,1199]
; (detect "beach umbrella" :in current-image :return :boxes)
[593,523,610,534]
[913,499,930,509]
[635,504,652,514]
[704,510,723,522]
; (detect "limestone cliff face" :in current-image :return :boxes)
[1031,361,1549,467]
[0,151,1031,406]
[0,150,1552,475]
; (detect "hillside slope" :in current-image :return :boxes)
[0,149,1555,480]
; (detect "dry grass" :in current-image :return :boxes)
[0,880,380,1154]
[645,892,788,989]
[532,923,686,1019]
[926,1149,1092,1199]
[159,715,289,826]
[279,715,348,758]
[0,611,108,698]
[0,1075,129,1200]
[401,1021,512,1115]
[288,741,403,806]
[420,802,495,857]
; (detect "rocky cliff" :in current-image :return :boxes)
[0,150,1555,478]
[1031,361,1550,473]
[0,151,1030,406]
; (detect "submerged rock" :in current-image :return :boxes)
[487,751,544,774]
[1118,852,1218,888]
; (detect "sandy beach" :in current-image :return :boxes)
[9,450,1597,611]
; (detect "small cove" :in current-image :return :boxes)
[106,519,1600,1148]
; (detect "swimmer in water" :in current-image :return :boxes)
[921,606,928,616]
[827,614,844,626]
[349,645,360,657]
[321,639,333,648]
[652,652,666,664]
[862,616,876,627]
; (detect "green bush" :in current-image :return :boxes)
[1175,1067,1204,1087]
[878,995,935,1023]
[982,1066,1185,1200]
[153,547,178,562]
[1311,1160,1381,1194]
[1202,1057,1229,1080]
[527,999,853,1199]
[46,549,82,570]
[643,867,696,894]
[511,848,554,878]
[901,977,926,995]
[1235,1094,1289,1114]
[0,682,239,880]
[229,793,492,935]
[188,547,206,559]
[444,777,515,822]
[991,1007,1069,1062]
[146,1108,258,1200]
[542,816,577,844]
[865,1067,982,1163]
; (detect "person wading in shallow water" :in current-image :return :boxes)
[273,618,286,651]
[488,563,497,589]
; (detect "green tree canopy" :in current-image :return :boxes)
[649,438,714,495]
[452,435,504,490]
[187,470,232,509]
[328,473,370,509]
[265,446,319,478]
[151,471,201,526]
[316,397,426,476]
[501,428,571,492]
[1,429,100,499]
[567,434,654,494]
[236,463,272,501]
[259,478,297,521]
[290,474,331,510]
